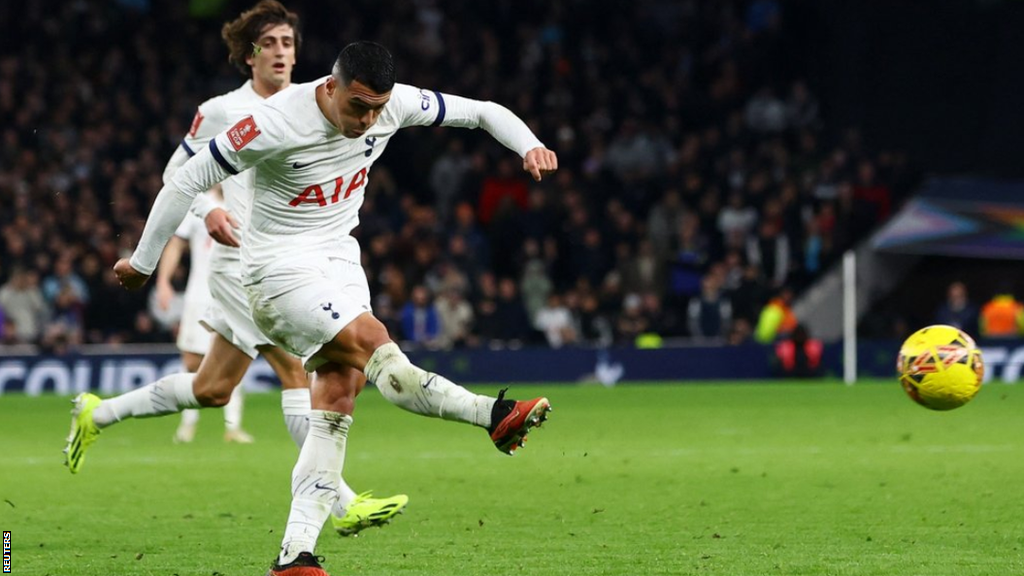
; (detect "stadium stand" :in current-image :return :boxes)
[0,0,919,351]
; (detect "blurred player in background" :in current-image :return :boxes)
[155,192,253,444]
[64,0,407,537]
[112,41,555,576]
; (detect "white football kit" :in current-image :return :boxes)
[172,213,215,355]
[163,80,293,358]
[133,77,543,370]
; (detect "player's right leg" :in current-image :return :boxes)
[316,313,551,455]
[248,256,550,456]
[64,334,253,473]
[173,351,204,444]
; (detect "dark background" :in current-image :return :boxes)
[789,0,1024,176]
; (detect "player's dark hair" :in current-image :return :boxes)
[221,0,301,76]
[332,41,395,93]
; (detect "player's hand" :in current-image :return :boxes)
[205,208,241,248]
[523,147,558,182]
[113,258,151,291]
[155,280,174,311]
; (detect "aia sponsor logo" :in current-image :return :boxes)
[188,110,204,137]
[227,116,261,151]
[289,167,368,207]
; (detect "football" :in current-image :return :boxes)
[897,324,984,411]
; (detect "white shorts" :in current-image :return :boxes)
[200,268,275,359]
[177,298,213,356]
[246,256,371,372]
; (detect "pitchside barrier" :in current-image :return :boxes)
[0,339,1020,396]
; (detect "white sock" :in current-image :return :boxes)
[333,481,358,518]
[364,342,494,427]
[179,409,200,427]
[278,410,351,565]
[223,384,244,431]
[281,388,358,517]
[92,373,200,428]
[281,388,311,448]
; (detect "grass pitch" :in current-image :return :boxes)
[2,380,1024,576]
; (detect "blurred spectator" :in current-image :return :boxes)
[42,256,90,307]
[641,292,682,338]
[429,139,472,223]
[745,87,787,133]
[478,158,528,226]
[852,160,892,222]
[785,81,820,129]
[935,281,979,336]
[618,240,661,296]
[979,288,1024,338]
[687,276,733,340]
[728,318,754,345]
[746,0,782,34]
[534,293,576,348]
[605,120,670,183]
[729,264,768,324]
[668,213,709,299]
[755,286,797,343]
[773,324,823,378]
[131,311,167,344]
[436,286,474,349]
[520,254,553,323]
[647,190,686,259]
[718,192,759,242]
[746,220,791,288]
[577,292,614,347]
[616,293,649,345]
[491,278,533,346]
[0,268,49,343]
[400,285,441,348]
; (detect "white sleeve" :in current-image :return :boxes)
[181,98,226,156]
[189,191,220,221]
[392,83,544,157]
[161,146,192,185]
[172,211,193,240]
[129,146,232,275]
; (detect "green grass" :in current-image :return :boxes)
[2,380,1024,575]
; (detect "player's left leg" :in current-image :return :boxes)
[263,346,408,536]
[271,362,357,572]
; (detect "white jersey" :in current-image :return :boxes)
[209,80,455,282]
[132,76,544,278]
[179,80,294,274]
[174,212,215,305]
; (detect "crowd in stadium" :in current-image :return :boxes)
[0,0,919,352]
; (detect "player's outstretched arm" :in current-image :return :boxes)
[437,93,557,179]
[118,146,233,290]
[398,86,557,179]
